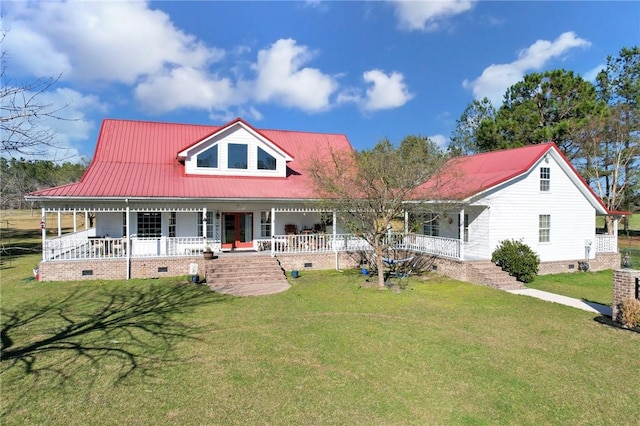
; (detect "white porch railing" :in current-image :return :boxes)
[595,234,618,253]
[43,232,463,261]
[271,232,461,259]
[400,233,461,259]
[43,236,215,261]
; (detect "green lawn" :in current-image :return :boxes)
[2,254,640,425]
[527,270,614,306]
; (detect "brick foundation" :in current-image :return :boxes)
[536,253,621,275]
[612,269,640,321]
[37,251,623,284]
[38,257,207,282]
[276,252,362,272]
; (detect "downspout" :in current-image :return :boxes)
[41,207,46,262]
[126,200,131,280]
[333,210,338,270]
[459,208,465,261]
[270,207,275,257]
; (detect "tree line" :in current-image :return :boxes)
[449,46,639,230]
[0,158,87,209]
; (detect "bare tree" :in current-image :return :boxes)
[306,136,452,289]
[1,32,70,157]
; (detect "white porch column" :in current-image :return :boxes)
[404,210,408,234]
[126,204,131,280]
[202,207,207,246]
[73,209,77,233]
[333,210,338,270]
[84,211,89,230]
[41,207,46,261]
[459,208,465,261]
[270,207,276,256]
[57,211,62,237]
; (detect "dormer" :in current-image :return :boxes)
[178,118,294,178]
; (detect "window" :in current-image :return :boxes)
[228,143,248,169]
[422,213,439,237]
[197,212,214,238]
[260,211,271,238]
[540,167,550,191]
[463,214,469,243]
[137,212,161,238]
[197,144,218,168]
[539,214,550,242]
[168,212,176,237]
[122,212,127,237]
[257,147,276,170]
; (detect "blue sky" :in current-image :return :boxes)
[3,0,639,161]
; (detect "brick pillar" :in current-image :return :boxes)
[612,269,640,321]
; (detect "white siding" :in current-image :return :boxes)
[463,207,490,260]
[471,155,596,261]
[96,212,123,237]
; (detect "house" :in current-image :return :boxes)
[26,118,623,285]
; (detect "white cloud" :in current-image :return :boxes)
[463,31,591,105]
[3,2,412,119]
[362,70,414,111]
[253,39,338,112]
[6,87,107,162]
[583,63,605,82]
[4,0,222,84]
[135,67,237,114]
[429,134,449,149]
[391,0,475,31]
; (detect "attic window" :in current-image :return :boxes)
[228,143,248,169]
[540,167,550,191]
[257,147,276,170]
[197,144,218,168]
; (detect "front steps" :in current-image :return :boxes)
[467,261,525,290]
[205,254,290,296]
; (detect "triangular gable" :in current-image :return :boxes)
[177,117,294,161]
[420,143,612,215]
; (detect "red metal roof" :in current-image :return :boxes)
[28,120,614,215]
[417,142,611,214]
[29,118,353,200]
[419,143,556,200]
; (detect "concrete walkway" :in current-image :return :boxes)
[506,288,612,316]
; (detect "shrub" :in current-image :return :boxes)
[619,298,640,328]
[491,239,540,283]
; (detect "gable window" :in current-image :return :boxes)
[422,213,439,237]
[197,144,218,168]
[228,143,248,169]
[540,167,550,191]
[198,212,214,238]
[539,214,550,243]
[137,212,161,238]
[257,147,277,170]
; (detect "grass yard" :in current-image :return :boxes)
[2,210,640,424]
[527,270,614,306]
[2,259,640,425]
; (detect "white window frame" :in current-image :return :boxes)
[422,213,439,237]
[540,167,550,192]
[539,214,550,243]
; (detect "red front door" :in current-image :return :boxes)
[221,212,253,250]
